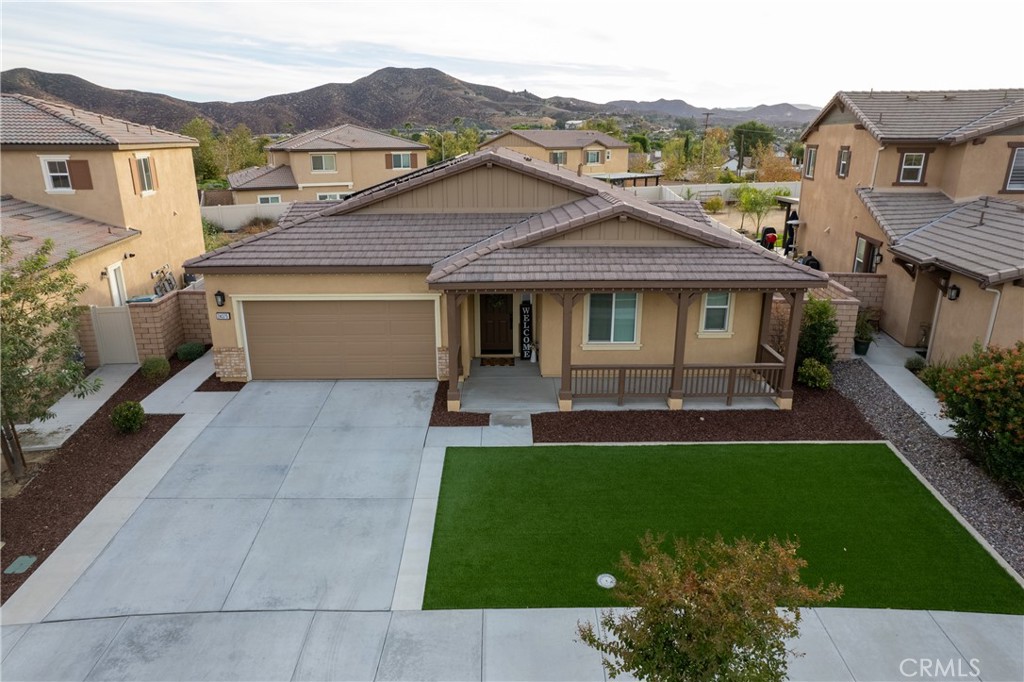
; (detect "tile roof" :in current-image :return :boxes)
[1,195,138,265]
[0,94,197,147]
[484,129,630,149]
[266,124,429,151]
[227,164,298,190]
[803,89,1024,143]
[857,190,957,240]
[888,198,1024,287]
[650,201,713,227]
[277,201,343,224]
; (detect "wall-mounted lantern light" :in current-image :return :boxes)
[873,252,883,268]
[214,290,226,307]
[947,285,961,302]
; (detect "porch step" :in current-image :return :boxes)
[489,412,532,427]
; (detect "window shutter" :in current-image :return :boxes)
[411,153,418,169]
[128,158,140,194]
[67,160,93,190]
[150,158,159,189]
[836,150,843,176]
[385,154,393,169]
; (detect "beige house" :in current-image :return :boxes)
[798,89,1024,362]
[187,148,827,412]
[228,124,429,204]
[481,130,630,176]
[0,94,205,308]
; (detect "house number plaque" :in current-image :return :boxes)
[215,312,231,321]
[519,301,532,360]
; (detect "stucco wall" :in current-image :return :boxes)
[481,138,628,175]
[929,276,1024,364]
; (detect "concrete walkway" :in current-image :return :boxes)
[3,379,1020,681]
[861,333,954,437]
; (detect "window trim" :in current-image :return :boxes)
[549,150,567,165]
[852,234,882,273]
[135,153,155,195]
[582,292,643,350]
[39,155,74,194]
[697,291,735,338]
[310,153,337,173]
[836,146,851,179]
[605,150,612,161]
[893,147,934,186]
[390,152,413,169]
[585,149,602,165]
[257,194,282,204]
[315,192,348,201]
[1000,142,1024,194]
[803,145,818,180]
[107,261,127,306]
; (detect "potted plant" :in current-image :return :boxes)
[853,310,876,355]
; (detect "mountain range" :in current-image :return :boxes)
[0,66,819,135]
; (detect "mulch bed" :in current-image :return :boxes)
[194,372,246,392]
[429,382,490,427]
[531,386,880,443]
[0,358,196,603]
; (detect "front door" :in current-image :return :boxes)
[480,294,513,354]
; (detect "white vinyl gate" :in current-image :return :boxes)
[91,306,139,364]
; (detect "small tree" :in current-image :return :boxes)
[578,532,841,682]
[752,143,801,182]
[731,121,775,172]
[1,238,101,479]
[736,185,787,237]
[796,295,839,368]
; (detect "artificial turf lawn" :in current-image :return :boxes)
[423,443,1024,614]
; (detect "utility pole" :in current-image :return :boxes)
[700,112,711,166]
[737,132,745,174]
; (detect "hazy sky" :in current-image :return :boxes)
[2,1,1021,108]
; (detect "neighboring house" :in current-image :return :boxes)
[0,94,205,308]
[228,124,429,205]
[186,148,827,412]
[798,89,1024,362]
[480,130,630,175]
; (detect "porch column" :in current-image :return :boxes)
[446,292,462,412]
[777,291,804,410]
[756,291,774,356]
[557,292,577,412]
[668,292,695,410]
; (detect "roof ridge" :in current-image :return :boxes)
[9,93,118,144]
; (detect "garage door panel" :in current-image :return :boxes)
[244,300,436,380]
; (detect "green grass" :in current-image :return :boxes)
[423,443,1024,614]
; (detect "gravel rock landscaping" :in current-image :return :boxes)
[430,381,490,427]
[194,372,245,392]
[833,359,1024,576]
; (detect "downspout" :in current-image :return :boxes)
[869,145,886,188]
[926,286,943,363]
[983,285,1003,347]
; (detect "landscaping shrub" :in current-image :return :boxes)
[918,363,946,390]
[932,341,1024,493]
[244,216,276,230]
[797,358,833,389]
[904,355,927,374]
[176,342,206,361]
[140,356,170,383]
[702,196,725,213]
[110,400,146,433]
[797,296,838,367]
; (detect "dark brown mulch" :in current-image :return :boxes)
[429,381,490,427]
[531,386,881,443]
[194,372,245,392]
[0,359,195,603]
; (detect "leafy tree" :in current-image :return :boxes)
[797,295,839,368]
[180,117,221,184]
[628,133,651,154]
[583,117,624,140]
[786,141,805,164]
[753,142,801,181]
[731,121,776,171]
[735,184,787,236]
[578,532,841,682]
[628,153,653,173]
[425,126,481,164]
[691,127,729,182]
[1,238,101,479]
[661,137,689,180]
[221,124,268,175]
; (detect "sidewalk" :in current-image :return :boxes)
[861,333,954,437]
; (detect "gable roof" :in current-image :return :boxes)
[887,197,1024,287]
[802,89,1024,143]
[483,129,630,150]
[1,195,138,266]
[228,164,298,190]
[266,124,429,152]
[0,94,198,148]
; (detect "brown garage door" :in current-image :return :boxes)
[243,300,436,379]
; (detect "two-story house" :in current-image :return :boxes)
[228,124,429,204]
[480,130,630,176]
[797,89,1024,362]
[0,94,206,309]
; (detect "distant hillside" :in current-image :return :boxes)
[1,66,817,135]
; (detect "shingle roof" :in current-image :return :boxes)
[0,94,197,147]
[266,124,429,151]
[1,195,138,265]
[857,190,957,240]
[802,89,1024,143]
[888,198,1024,287]
[227,164,298,190]
[484,129,630,150]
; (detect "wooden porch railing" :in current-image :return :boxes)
[571,365,673,405]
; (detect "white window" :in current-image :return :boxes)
[836,147,850,178]
[391,152,412,169]
[257,195,281,204]
[899,152,927,183]
[804,146,818,179]
[311,154,336,172]
[549,151,567,165]
[585,150,602,164]
[135,155,155,193]
[1005,147,1024,191]
[586,293,638,344]
[316,192,346,201]
[39,155,72,192]
[605,150,612,161]
[700,292,732,334]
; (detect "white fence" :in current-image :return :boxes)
[626,182,800,203]
[201,202,294,232]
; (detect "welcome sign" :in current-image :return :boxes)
[520,301,533,360]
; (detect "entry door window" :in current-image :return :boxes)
[108,262,127,306]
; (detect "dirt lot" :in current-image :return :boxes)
[704,204,789,235]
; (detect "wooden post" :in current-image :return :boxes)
[446,292,461,412]
[558,293,575,411]
[756,292,774,360]
[668,292,693,410]
[777,291,804,410]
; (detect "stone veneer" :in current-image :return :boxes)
[827,272,886,312]
[436,346,449,381]
[213,347,248,382]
